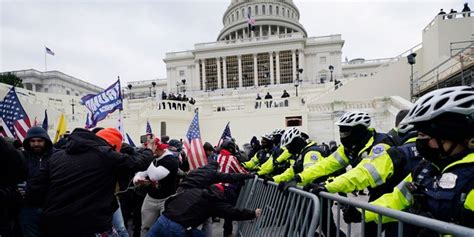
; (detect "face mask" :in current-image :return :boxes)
[286,137,306,155]
[416,138,442,163]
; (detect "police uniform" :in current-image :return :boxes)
[257,147,292,176]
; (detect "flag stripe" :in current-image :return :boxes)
[184,112,207,170]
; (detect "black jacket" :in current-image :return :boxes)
[26,128,153,237]
[0,137,23,228]
[21,126,54,203]
[163,188,256,228]
[177,161,252,192]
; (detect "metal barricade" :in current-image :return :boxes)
[318,192,474,237]
[236,177,320,237]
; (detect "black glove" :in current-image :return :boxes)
[261,175,274,185]
[303,182,327,195]
[342,206,362,223]
[278,179,298,193]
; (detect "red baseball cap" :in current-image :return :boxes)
[153,137,169,150]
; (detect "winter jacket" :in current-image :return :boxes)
[21,126,54,203]
[178,161,253,191]
[163,188,256,228]
[26,128,153,237]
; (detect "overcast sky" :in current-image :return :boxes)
[0,0,468,88]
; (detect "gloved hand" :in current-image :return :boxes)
[261,175,274,185]
[342,206,362,223]
[278,179,298,193]
[303,182,327,195]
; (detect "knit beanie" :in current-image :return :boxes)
[96,128,123,152]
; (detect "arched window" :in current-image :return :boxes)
[269,5,273,14]
[248,6,251,16]
[287,9,290,17]
[282,7,285,16]
[242,8,245,18]
[255,5,258,15]
[232,13,234,22]
[276,6,279,15]
[236,11,239,19]
[262,5,266,14]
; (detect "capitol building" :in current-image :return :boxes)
[1,0,472,145]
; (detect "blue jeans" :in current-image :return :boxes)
[112,207,129,237]
[146,215,204,237]
[20,207,42,237]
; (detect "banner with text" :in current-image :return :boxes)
[80,79,122,128]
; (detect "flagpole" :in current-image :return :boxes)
[44,47,47,72]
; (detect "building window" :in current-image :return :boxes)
[276,6,279,15]
[44,88,48,93]
[273,53,277,84]
[269,5,272,14]
[287,9,290,17]
[66,90,70,95]
[282,7,285,16]
[248,6,251,16]
[220,58,224,89]
[205,58,218,91]
[75,92,79,96]
[257,53,270,86]
[286,116,302,127]
[242,8,245,18]
[241,54,254,87]
[279,50,293,84]
[199,60,203,90]
[320,56,327,64]
[232,14,234,22]
[226,56,238,89]
[262,5,266,14]
[255,6,258,15]
[179,70,185,76]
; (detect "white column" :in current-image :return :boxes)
[276,51,281,84]
[259,26,262,37]
[253,54,258,86]
[298,50,306,81]
[32,83,37,92]
[269,52,274,84]
[238,55,243,88]
[277,26,280,35]
[223,57,228,88]
[268,25,271,36]
[235,31,238,39]
[216,58,221,89]
[292,50,297,82]
[285,27,288,35]
[202,59,207,91]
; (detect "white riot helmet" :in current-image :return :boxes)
[401,86,473,125]
[280,128,301,147]
[335,111,371,128]
[272,128,285,137]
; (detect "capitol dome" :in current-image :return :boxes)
[218,0,307,41]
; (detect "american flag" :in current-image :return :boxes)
[183,112,207,170]
[146,120,153,134]
[217,151,248,174]
[45,46,55,56]
[216,122,232,148]
[0,87,31,140]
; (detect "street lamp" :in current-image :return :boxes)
[407,53,417,102]
[127,84,133,99]
[151,82,157,97]
[181,79,187,94]
[70,99,76,121]
[329,65,334,82]
[294,68,304,97]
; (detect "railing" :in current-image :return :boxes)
[341,58,393,66]
[157,100,193,112]
[235,178,474,237]
[414,42,474,95]
[236,177,320,237]
[196,32,305,49]
[372,43,422,74]
[423,11,473,32]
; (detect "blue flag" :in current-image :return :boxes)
[146,120,152,134]
[81,79,122,129]
[41,110,48,130]
[126,133,136,147]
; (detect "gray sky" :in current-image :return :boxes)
[0,0,468,88]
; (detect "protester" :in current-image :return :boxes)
[133,137,179,237]
[26,128,153,237]
[281,90,290,98]
[462,2,471,17]
[264,92,273,99]
[203,142,217,162]
[145,184,261,237]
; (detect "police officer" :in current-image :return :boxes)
[281,111,395,237]
[257,129,294,177]
[243,134,273,171]
[347,86,474,235]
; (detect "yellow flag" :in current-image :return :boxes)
[53,113,67,143]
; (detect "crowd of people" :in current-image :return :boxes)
[161,91,196,105]
[438,3,471,18]
[1,86,473,237]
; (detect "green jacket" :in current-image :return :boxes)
[273,142,323,183]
